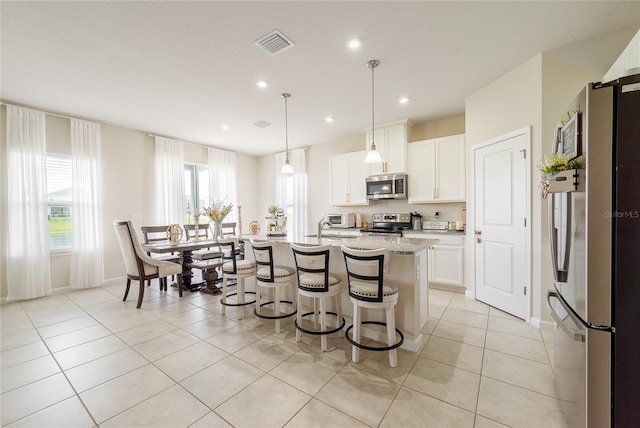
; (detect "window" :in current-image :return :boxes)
[184,164,209,224]
[47,155,72,251]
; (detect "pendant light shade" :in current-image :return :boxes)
[280,93,294,175]
[364,59,383,164]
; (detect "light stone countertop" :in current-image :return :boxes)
[241,233,438,255]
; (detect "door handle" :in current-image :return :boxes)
[474,230,481,244]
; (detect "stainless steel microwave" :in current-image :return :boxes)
[366,173,407,200]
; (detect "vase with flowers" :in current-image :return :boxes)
[538,153,585,199]
[203,199,234,239]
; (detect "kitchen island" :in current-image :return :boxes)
[241,234,437,351]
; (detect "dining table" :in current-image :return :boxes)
[141,238,222,292]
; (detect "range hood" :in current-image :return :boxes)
[603,29,640,84]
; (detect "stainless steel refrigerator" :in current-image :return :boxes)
[546,74,640,427]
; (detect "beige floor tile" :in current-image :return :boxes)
[20,295,76,313]
[4,396,94,428]
[449,293,491,314]
[488,316,542,341]
[485,330,550,364]
[133,329,200,361]
[422,335,484,373]
[53,334,129,370]
[28,307,87,328]
[474,415,511,427]
[180,355,264,409]
[65,348,149,392]
[101,310,160,333]
[432,319,487,347]
[404,356,480,412]
[233,334,299,372]
[216,374,310,428]
[116,319,177,346]
[380,386,475,427]
[270,352,345,395]
[143,300,197,318]
[1,341,50,369]
[429,303,446,319]
[441,307,488,329]
[0,373,75,426]
[316,365,401,427]
[284,398,369,428]
[189,411,233,428]
[154,341,228,382]
[1,354,60,393]
[428,289,455,307]
[185,316,240,341]
[164,307,215,327]
[65,288,118,307]
[0,324,42,351]
[477,377,571,428]
[44,324,113,353]
[489,306,522,320]
[100,384,209,428]
[421,318,438,334]
[79,364,174,424]
[540,326,555,342]
[345,344,421,385]
[36,315,99,339]
[205,324,267,353]
[482,349,557,397]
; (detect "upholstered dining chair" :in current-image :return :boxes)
[113,220,183,308]
[140,225,180,286]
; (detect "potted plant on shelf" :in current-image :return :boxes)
[203,199,234,238]
[267,204,279,218]
[538,153,585,199]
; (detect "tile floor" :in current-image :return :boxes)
[0,279,572,428]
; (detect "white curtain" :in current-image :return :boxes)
[6,106,52,301]
[208,148,238,222]
[275,148,307,237]
[70,119,103,289]
[155,137,185,225]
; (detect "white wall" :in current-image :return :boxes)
[464,53,598,324]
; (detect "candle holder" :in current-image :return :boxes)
[193,212,201,240]
[237,204,243,236]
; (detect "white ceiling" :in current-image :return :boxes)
[2,1,639,156]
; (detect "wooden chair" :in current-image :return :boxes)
[221,222,237,237]
[140,225,180,286]
[113,220,183,308]
[183,224,224,291]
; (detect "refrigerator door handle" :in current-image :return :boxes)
[547,291,586,342]
[548,290,615,335]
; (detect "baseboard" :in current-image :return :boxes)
[530,317,555,330]
[429,283,466,294]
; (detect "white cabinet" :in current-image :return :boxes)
[365,119,411,175]
[329,151,369,206]
[407,134,465,203]
[404,232,465,289]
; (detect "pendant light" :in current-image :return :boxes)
[280,92,295,175]
[364,59,383,164]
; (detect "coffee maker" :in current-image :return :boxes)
[410,212,423,231]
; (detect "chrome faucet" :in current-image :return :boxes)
[318,218,332,237]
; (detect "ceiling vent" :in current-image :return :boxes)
[255,30,294,55]
[253,120,272,128]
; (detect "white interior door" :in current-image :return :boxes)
[474,130,529,319]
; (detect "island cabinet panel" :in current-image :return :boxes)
[408,134,466,203]
[329,151,369,206]
[404,232,465,291]
[242,235,433,352]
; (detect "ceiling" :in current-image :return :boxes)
[2,1,639,156]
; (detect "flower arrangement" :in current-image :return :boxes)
[203,199,234,222]
[267,204,279,215]
[538,152,585,176]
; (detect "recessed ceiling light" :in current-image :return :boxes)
[325,116,334,123]
[256,80,268,88]
[399,97,410,104]
[221,125,230,131]
[347,38,361,49]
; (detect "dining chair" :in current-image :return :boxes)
[113,220,184,308]
[140,225,181,286]
[221,222,237,237]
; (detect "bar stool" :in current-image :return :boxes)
[250,240,297,333]
[341,246,404,368]
[291,244,345,351]
[218,238,256,320]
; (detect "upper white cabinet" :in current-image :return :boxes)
[329,151,369,206]
[365,119,412,175]
[408,134,466,203]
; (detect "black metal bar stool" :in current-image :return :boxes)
[218,238,256,320]
[291,244,345,351]
[250,240,297,334]
[341,246,404,367]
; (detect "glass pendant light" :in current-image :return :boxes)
[280,93,295,175]
[364,59,383,164]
